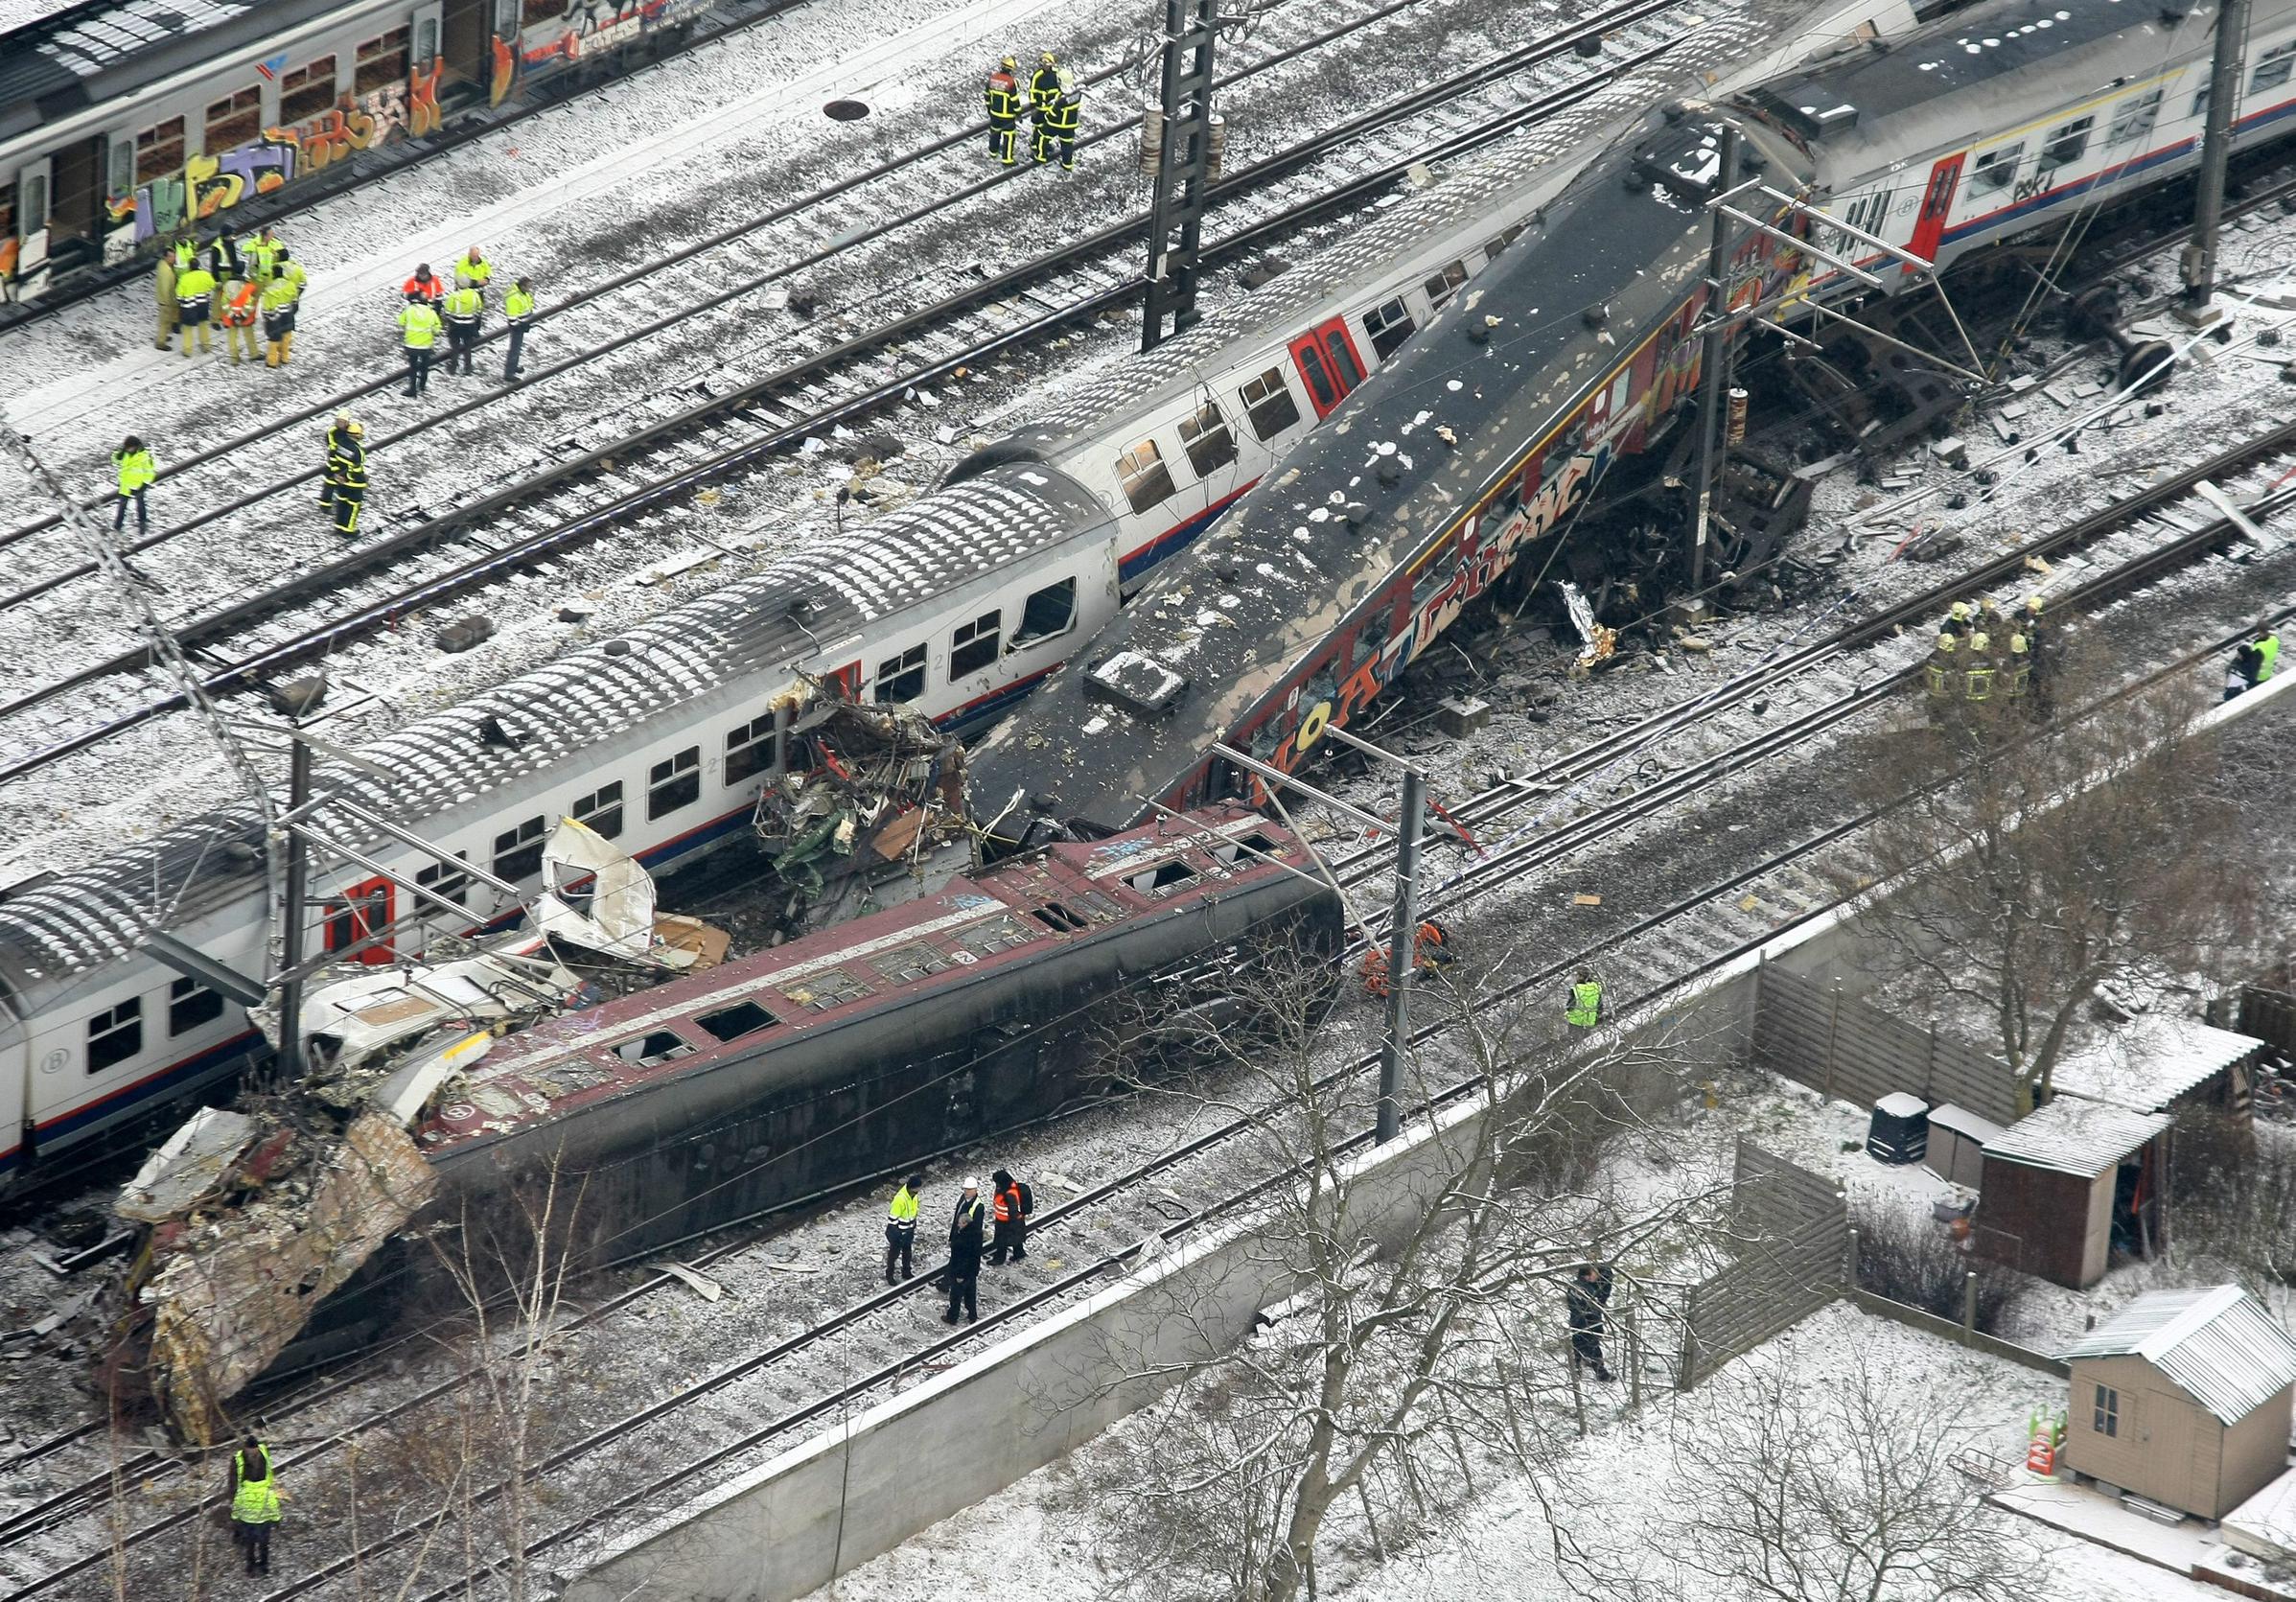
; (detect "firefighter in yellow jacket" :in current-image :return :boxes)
[174,253,217,356]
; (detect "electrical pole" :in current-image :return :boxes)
[2181,0,2250,322]
[272,732,313,1091]
[1141,0,1220,351]
[1375,766,1426,1145]
[1688,121,1740,594]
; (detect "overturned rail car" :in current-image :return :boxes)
[413,806,1339,1259]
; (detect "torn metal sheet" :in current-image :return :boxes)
[253,934,576,1078]
[536,816,690,967]
[116,1107,256,1225]
[138,1111,436,1442]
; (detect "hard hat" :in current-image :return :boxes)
[335,410,353,427]
[1979,595,2001,613]
[1935,633,1955,650]
[2008,633,2027,653]
[1041,49,1056,63]
[1057,67,1077,95]
[2024,594,2043,614]
[1001,54,1015,69]
[1948,601,1969,621]
[346,420,365,437]
[1969,631,1990,651]
[962,1174,979,1191]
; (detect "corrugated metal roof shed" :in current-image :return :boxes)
[2060,1286,2296,1426]
[2053,1017,2263,1114]
[1981,1098,2168,1177]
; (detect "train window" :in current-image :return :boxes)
[135,117,186,186]
[88,999,143,1074]
[495,815,546,881]
[2037,116,2094,174]
[1411,543,1459,608]
[694,1001,778,1044]
[356,29,411,95]
[1970,141,2022,195]
[280,57,338,125]
[1824,191,1887,255]
[1238,367,1301,443]
[1483,224,1526,261]
[1178,402,1238,477]
[1295,343,1337,410]
[873,643,927,704]
[324,882,389,954]
[2193,83,2214,120]
[1011,578,1077,646]
[572,780,625,840]
[1030,902,1089,934]
[1364,298,1417,360]
[2107,89,2163,148]
[1116,436,1179,514]
[1423,260,1470,310]
[950,610,1002,677]
[2255,41,2296,93]
[1324,331,1365,391]
[204,87,263,156]
[648,747,702,819]
[170,977,224,1036]
[614,1030,697,1068]
[725,713,777,783]
[778,967,873,1010]
[108,137,133,200]
[16,173,43,234]
[415,855,470,909]
[1352,603,1392,667]
[1125,858,1200,895]
[415,15,439,67]
[870,942,952,983]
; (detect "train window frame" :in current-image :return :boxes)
[950,610,1002,677]
[614,1029,698,1068]
[204,86,264,155]
[1824,190,1887,256]
[356,29,411,95]
[1363,296,1417,360]
[725,713,777,784]
[170,976,224,1036]
[1238,366,1302,442]
[494,814,546,882]
[1483,223,1526,261]
[1010,578,1077,647]
[572,779,625,840]
[1178,401,1239,477]
[279,57,338,124]
[1125,858,1201,895]
[872,642,928,704]
[1969,141,2022,195]
[1116,435,1180,515]
[88,998,143,1074]
[694,1001,778,1044]
[415,854,470,909]
[135,117,187,186]
[1423,259,1470,310]
[2036,115,2094,174]
[2255,40,2296,94]
[648,747,702,820]
[2106,88,2163,149]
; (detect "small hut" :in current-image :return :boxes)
[1973,1100,2169,1289]
[2059,1286,2296,1520]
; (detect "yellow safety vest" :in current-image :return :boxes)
[889,1186,919,1224]
[114,450,156,494]
[1565,981,1601,1027]
[231,1448,282,1524]
[399,304,442,348]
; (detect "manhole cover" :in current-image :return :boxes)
[824,99,870,122]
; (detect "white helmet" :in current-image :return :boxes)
[1057,67,1077,96]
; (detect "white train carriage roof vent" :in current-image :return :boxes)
[1751,81,1858,140]
[1086,650,1189,717]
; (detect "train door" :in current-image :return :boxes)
[441,0,494,99]
[1905,154,1963,272]
[323,876,396,965]
[47,137,102,269]
[1288,317,1367,419]
[412,2,446,74]
[5,156,50,299]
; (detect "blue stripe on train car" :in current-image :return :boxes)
[1118,483,1256,587]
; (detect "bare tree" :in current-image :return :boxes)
[1842,675,2255,1115]
[1600,1352,2034,1602]
[1070,948,1730,1601]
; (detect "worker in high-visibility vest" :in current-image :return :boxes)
[985,58,1023,166]
[1565,967,1602,1030]
[174,252,217,357]
[441,280,483,376]
[220,269,261,365]
[261,273,300,367]
[1962,631,1996,702]
[398,291,442,397]
[502,277,537,382]
[228,1433,283,1575]
[884,1172,922,1284]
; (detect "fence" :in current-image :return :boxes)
[1751,962,2019,1125]
[1678,1140,1847,1388]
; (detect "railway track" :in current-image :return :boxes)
[0,0,1707,794]
[7,394,2290,1602]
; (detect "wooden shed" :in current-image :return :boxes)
[2053,1016,2265,1122]
[2058,1286,2296,1521]
[1922,1103,2000,1189]
[1973,1100,2170,1289]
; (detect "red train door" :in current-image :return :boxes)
[324,875,395,965]
[1288,317,1367,419]
[1906,153,1963,272]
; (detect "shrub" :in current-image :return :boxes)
[1852,1197,2025,1334]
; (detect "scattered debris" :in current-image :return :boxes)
[661,1263,726,1303]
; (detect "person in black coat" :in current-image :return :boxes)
[944,1177,986,1324]
[1565,1262,1614,1382]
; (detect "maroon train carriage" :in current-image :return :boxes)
[413,806,1340,1258]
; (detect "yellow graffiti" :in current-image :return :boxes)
[408,59,444,137]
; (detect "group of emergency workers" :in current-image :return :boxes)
[985,50,1084,169]
[155,225,306,366]
[1923,594,2051,719]
[397,246,541,397]
[884,1169,1033,1324]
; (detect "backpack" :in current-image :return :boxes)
[1016,1180,1033,1217]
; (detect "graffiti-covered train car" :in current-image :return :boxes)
[0,0,719,306]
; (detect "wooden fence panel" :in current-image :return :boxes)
[1750,965,2018,1123]
[1681,1141,1847,1388]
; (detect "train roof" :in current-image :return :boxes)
[0,0,255,114]
[966,114,1810,837]
[412,806,1315,1154]
[1743,0,2202,172]
[0,464,1104,1006]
